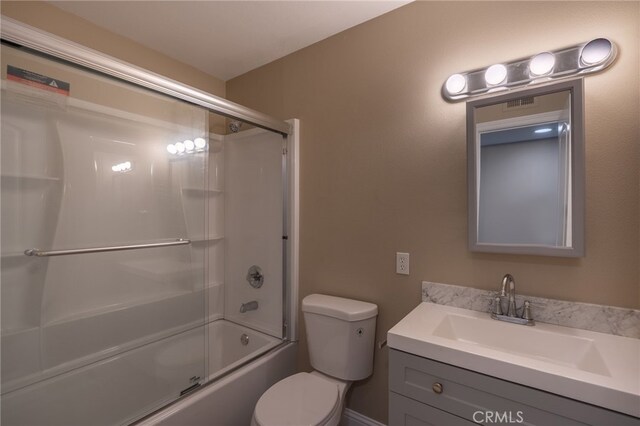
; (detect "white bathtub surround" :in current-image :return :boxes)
[341,408,387,426]
[224,127,285,338]
[138,342,296,426]
[422,281,640,339]
[1,320,281,425]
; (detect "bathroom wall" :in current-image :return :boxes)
[1,1,225,97]
[0,1,226,132]
[226,2,640,423]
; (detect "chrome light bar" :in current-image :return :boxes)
[442,38,616,102]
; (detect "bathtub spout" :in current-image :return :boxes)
[240,301,259,313]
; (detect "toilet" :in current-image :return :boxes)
[251,294,378,426]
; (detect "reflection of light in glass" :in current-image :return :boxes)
[485,64,507,85]
[534,128,553,134]
[445,74,466,94]
[194,137,207,149]
[529,52,555,76]
[184,139,195,151]
[112,161,132,172]
[175,142,185,153]
[167,144,177,154]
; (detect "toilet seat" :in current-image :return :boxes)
[253,372,340,426]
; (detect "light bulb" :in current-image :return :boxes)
[529,52,555,76]
[445,74,466,94]
[194,137,207,149]
[175,142,185,153]
[184,139,195,151]
[124,161,131,169]
[485,64,507,86]
[167,144,177,154]
[580,38,612,66]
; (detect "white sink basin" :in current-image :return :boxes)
[388,303,640,417]
[432,311,611,376]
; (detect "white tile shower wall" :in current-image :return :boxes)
[422,282,640,339]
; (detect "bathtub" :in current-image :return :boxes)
[138,337,296,426]
[1,319,296,426]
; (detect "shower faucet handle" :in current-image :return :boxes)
[246,265,264,288]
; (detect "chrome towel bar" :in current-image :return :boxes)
[24,238,191,257]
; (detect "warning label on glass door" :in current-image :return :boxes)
[6,65,70,95]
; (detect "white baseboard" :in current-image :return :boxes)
[341,408,386,426]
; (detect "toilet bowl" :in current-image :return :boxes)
[250,294,378,426]
[251,371,350,426]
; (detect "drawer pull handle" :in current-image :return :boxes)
[432,382,443,394]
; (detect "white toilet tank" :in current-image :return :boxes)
[302,294,378,381]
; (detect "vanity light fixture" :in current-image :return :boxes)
[529,52,555,76]
[445,73,467,94]
[485,64,508,86]
[442,38,616,101]
[580,38,613,66]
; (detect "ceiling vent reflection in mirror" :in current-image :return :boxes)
[442,38,616,102]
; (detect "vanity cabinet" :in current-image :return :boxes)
[389,349,639,426]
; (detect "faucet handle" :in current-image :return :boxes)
[521,300,533,320]
[492,296,504,316]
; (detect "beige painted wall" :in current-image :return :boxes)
[227,2,640,423]
[1,1,225,97]
[1,1,227,132]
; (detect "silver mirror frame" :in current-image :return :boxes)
[467,79,585,257]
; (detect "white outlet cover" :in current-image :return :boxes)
[396,252,409,275]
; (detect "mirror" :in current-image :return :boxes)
[467,80,584,257]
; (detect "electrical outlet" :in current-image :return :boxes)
[396,252,410,275]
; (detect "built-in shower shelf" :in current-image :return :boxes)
[181,187,223,195]
[1,249,35,258]
[120,258,203,283]
[190,235,224,244]
[1,173,60,182]
[1,324,40,338]
[205,281,224,290]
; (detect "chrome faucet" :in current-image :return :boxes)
[500,274,517,317]
[240,300,259,313]
[492,274,534,326]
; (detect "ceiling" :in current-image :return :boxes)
[50,1,411,81]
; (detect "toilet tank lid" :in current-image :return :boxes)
[302,294,378,321]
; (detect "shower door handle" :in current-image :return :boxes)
[24,238,191,257]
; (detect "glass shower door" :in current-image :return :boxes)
[1,45,208,425]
